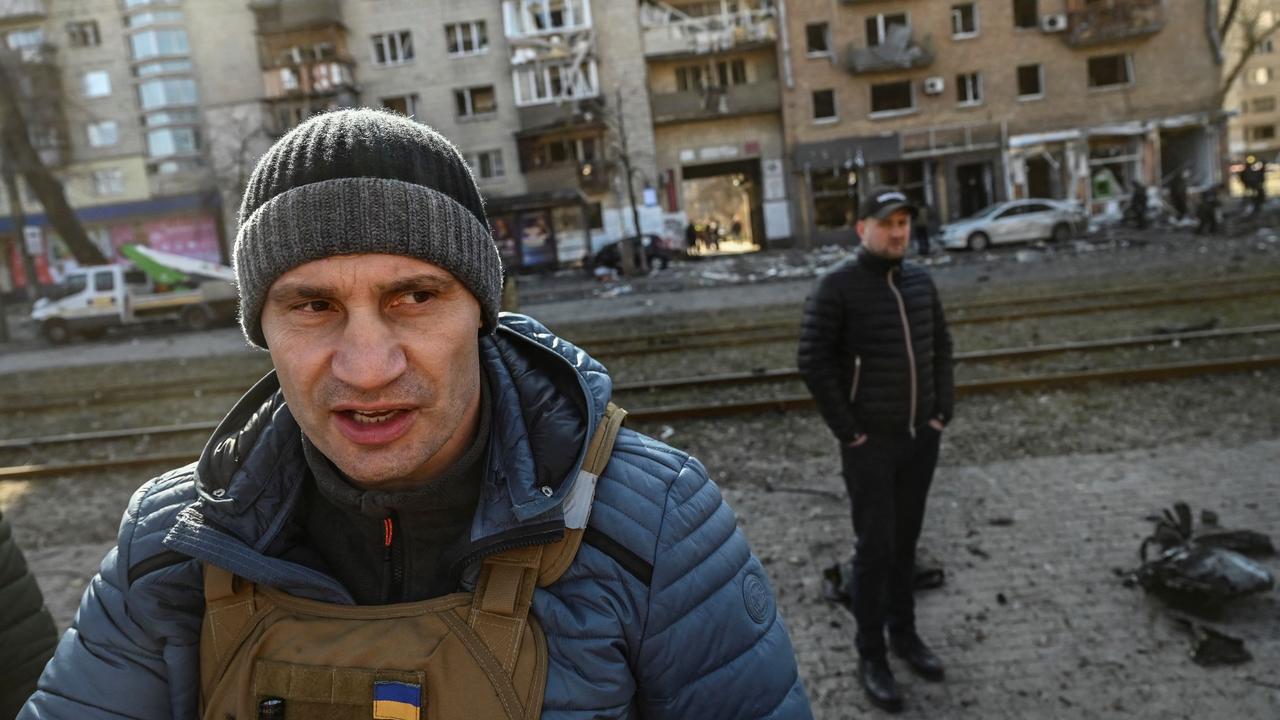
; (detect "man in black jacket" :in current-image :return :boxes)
[0,509,58,719]
[797,187,954,713]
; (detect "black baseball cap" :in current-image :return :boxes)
[859,186,918,220]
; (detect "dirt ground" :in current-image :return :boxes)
[2,226,1279,718]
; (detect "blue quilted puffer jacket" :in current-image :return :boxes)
[20,314,811,719]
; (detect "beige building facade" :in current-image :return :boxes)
[780,0,1228,246]
[1225,4,1280,162]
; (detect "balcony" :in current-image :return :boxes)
[0,0,45,23]
[262,60,355,100]
[640,5,776,59]
[650,79,780,124]
[1063,0,1164,47]
[846,29,933,75]
[249,0,342,34]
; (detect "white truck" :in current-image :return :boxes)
[30,245,237,344]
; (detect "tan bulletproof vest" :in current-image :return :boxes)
[200,404,627,720]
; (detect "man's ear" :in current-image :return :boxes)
[855,219,866,237]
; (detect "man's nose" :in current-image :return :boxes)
[330,314,407,391]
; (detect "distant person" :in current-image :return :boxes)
[1250,160,1267,214]
[730,215,743,242]
[797,187,955,714]
[1128,181,1149,229]
[20,109,811,719]
[684,220,697,253]
[1,509,58,719]
[1196,184,1222,235]
[1168,170,1189,221]
[913,205,935,255]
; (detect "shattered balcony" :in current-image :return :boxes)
[1064,0,1164,47]
[650,80,780,124]
[846,27,933,75]
[261,61,356,100]
[639,2,777,59]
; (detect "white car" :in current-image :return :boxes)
[940,199,1085,251]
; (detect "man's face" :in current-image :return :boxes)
[260,254,483,490]
[856,209,913,259]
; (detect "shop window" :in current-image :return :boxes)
[455,85,496,118]
[952,3,978,37]
[371,30,413,65]
[445,21,488,57]
[870,80,913,115]
[66,20,100,47]
[865,13,908,47]
[1013,0,1038,29]
[1087,54,1133,88]
[957,72,982,105]
[811,169,858,230]
[1017,63,1043,98]
[805,23,829,55]
[812,89,836,122]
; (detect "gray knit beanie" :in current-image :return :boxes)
[233,108,502,348]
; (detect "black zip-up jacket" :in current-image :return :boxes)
[797,247,954,442]
[0,509,58,719]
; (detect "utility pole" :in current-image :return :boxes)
[614,87,641,277]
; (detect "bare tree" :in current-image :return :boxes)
[1217,0,1280,108]
[206,104,276,260]
[0,49,105,266]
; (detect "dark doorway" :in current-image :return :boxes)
[956,162,991,217]
[1026,156,1053,198]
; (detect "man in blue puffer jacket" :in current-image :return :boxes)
[19,109,810,719]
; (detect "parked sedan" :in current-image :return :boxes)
[940,200,1085,251]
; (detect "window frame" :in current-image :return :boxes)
[454,85,498,119]
[869,79,916,118]
[956,71,983,106]
[86,120,119,148]
[951,3,979,39]
[1016,63,1044,100]
[91,168,126,197]
[1086,53,1134,91]
[371,30,414,66]
[865,12,910,48]
[81,70,112,98]
[471,149,505,181]
[66,20,101,47]
[445,21,489,58]
[812,88,837,123]
[1013,0,1039,30]
[805,22,830,56]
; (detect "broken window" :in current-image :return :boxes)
[865,13,908,47]
[870,80,913,114]
[445,21,488,57]
[513,61,598,105]
[1017,63,1043,97]
[805,22,830,54]
[811,168,858,230]
[455,85,496,118]
[372,31,414,66]
[1013,0,1038,29]
[956,72,982,105]
[66,20,101,47]
[952,3,978,36]
[1088,53,1133,88]
[812,89,836,121]
[676,65,704,92]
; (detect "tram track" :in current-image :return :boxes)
[3,351,1278,480]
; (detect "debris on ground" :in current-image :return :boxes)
[820,552,946,608]
[1132,502,1275,614]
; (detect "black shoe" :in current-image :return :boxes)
[890,632,946,682]
[858,655,904,713]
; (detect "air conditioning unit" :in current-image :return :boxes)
[922,76,945,95]
[1041,13,1068,33]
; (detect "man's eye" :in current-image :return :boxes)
[395,290,434,306]
[296,300,332,313]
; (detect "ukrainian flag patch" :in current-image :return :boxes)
[372,680,421,720]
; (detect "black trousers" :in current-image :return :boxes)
[840,428,941,658]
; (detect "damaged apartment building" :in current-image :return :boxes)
[780,0,1229,246]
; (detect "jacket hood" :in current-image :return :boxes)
[169,313,612,590]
